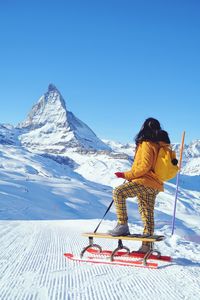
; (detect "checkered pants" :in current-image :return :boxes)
[113,181,159,237]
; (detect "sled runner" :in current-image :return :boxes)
[64,232,172,269]
[64,252,159,269]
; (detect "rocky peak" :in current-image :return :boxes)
[17,84,110,153]
[18,84,67,130]
[48,83,58,92]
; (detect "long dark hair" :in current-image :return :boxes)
[135,117,170,145]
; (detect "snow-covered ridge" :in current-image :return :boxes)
[0,124,22,145]
[103,139,200,176]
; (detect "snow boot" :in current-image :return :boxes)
[108,223,130,236]
[137,244,151,254]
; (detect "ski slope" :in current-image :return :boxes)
[0,220,200,300]
[0,140,200,299]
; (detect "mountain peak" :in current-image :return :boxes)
[17,85,110,153]
[48,83,58,92]
[18,84,67,130]
[44,83,66,109]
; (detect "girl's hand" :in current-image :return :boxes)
[115,172,125,179]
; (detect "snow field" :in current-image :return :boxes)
[0,220,200,300]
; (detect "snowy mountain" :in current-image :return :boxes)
[0,124,21,145]
[0,83,199,228]
[0,85,200,299]
[0,83,199,177]
[17,84,110,153]
[181,140,200,175]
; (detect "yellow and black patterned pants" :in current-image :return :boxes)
[113,181,159,237]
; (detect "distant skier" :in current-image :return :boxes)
[109,118,175,253]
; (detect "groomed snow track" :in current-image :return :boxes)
[0,220,200,300]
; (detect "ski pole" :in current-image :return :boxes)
[171,131,185,236]
[94,180,126,233]
[94,200,114,233]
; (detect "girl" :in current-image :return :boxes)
[109,118,172,253]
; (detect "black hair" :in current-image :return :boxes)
[157,130,170,144]
[135,117,171,145]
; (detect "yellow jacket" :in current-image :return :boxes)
[124,141,166,191]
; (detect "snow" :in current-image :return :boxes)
[182,157,200,175]
[0,220,200,300]
[0,84,200,299]
[0,145,113,220]
[0,142,200,299]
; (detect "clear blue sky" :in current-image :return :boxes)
[0,0,199,144]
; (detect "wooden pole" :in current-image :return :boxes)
[171,131,185,235]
